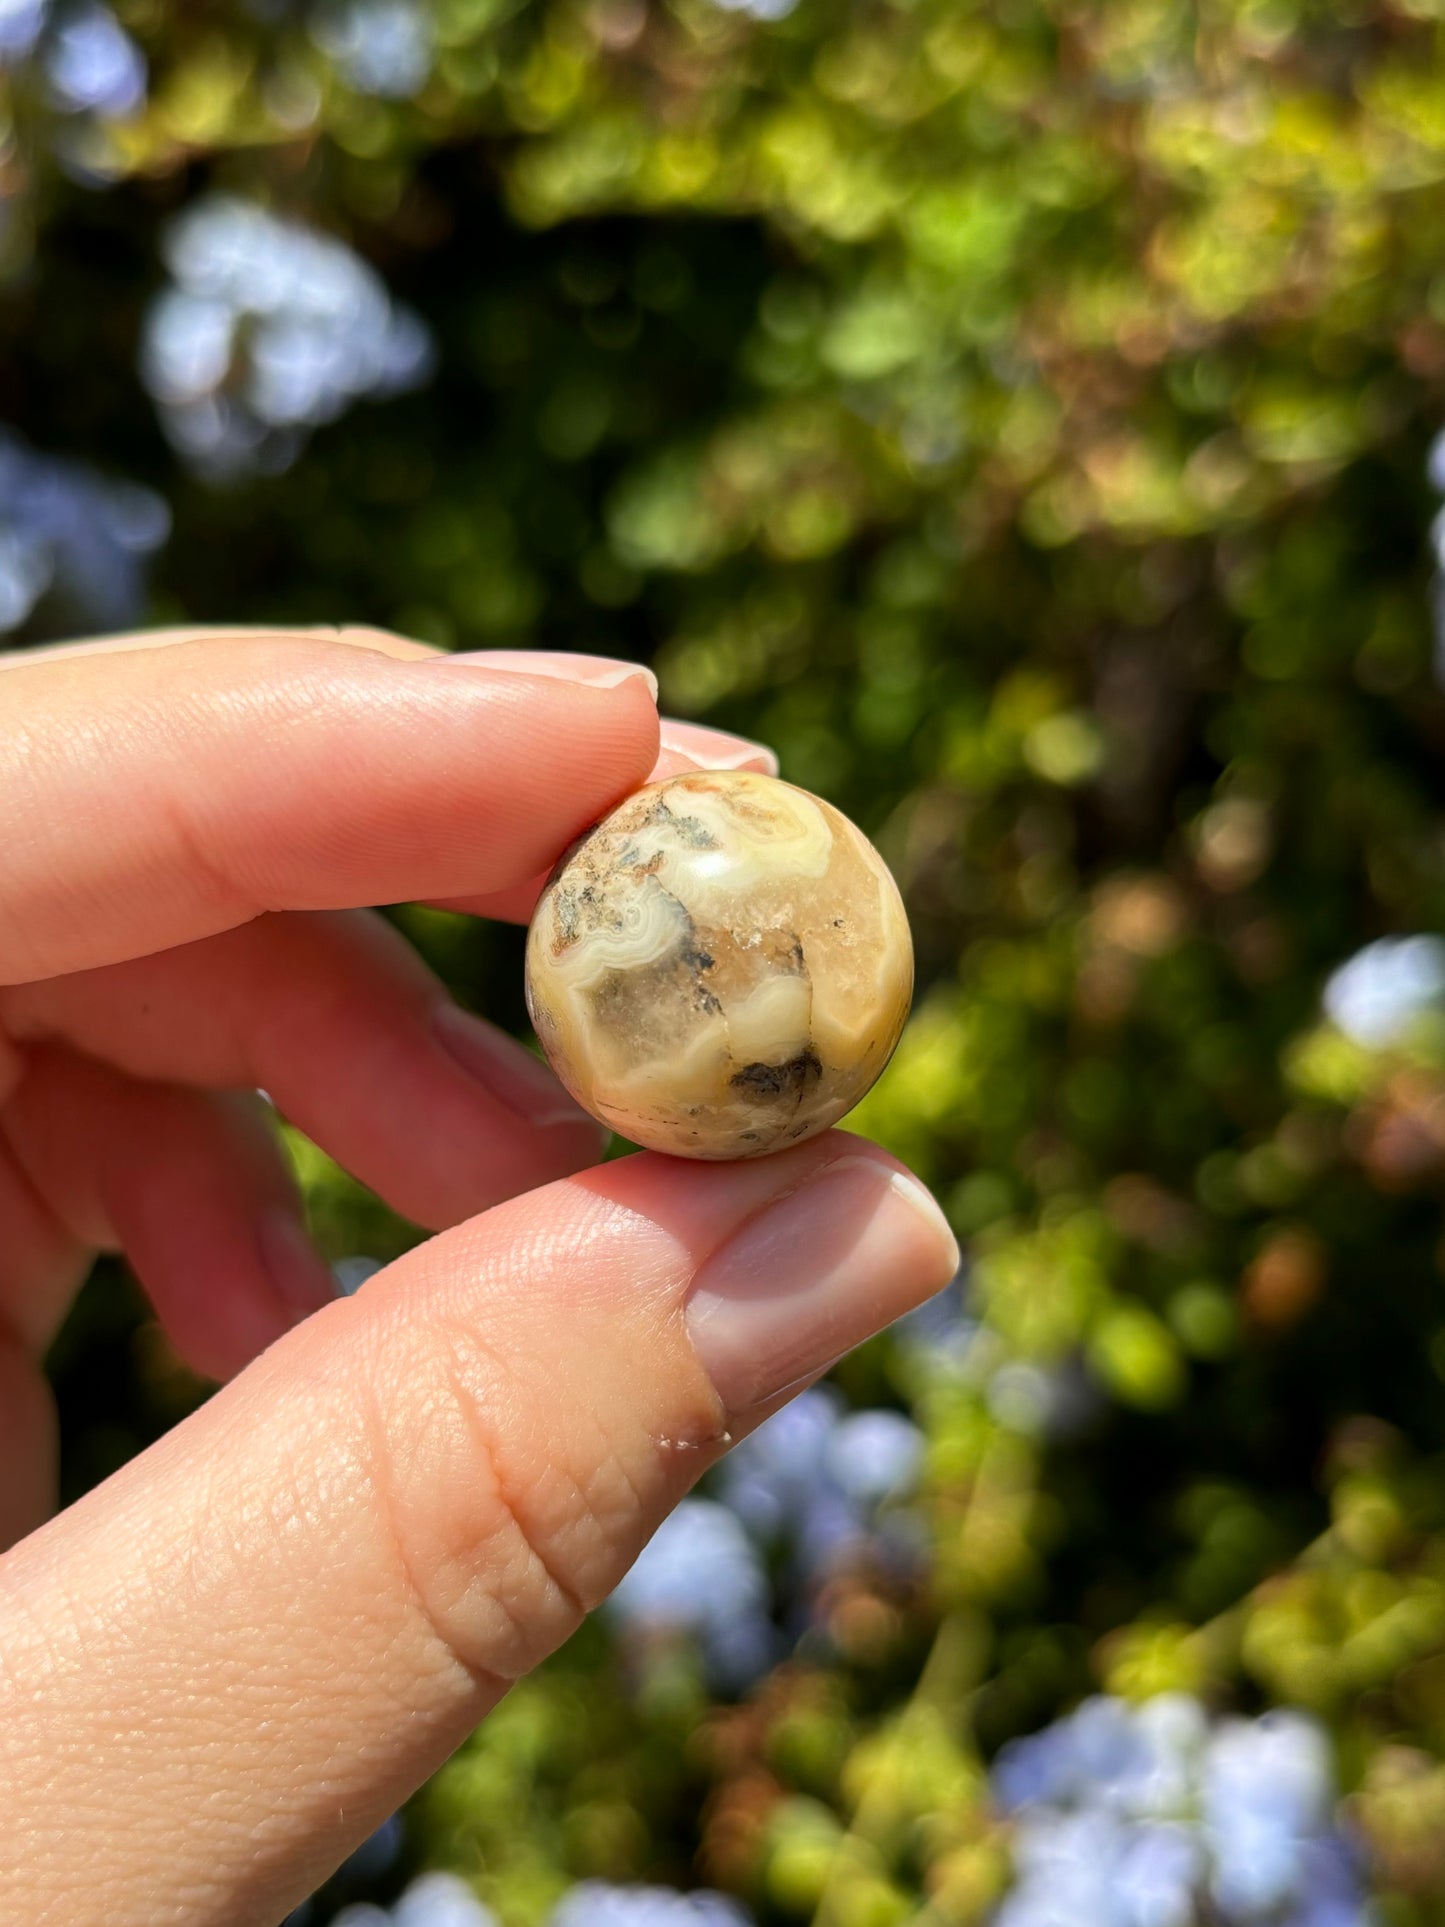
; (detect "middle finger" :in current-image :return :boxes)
[1,908,606,1233]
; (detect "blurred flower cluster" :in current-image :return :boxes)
[609,1385,927,1689]
[0,0,145,115]
[993,1697,1368,1927]
[292,1808,753,1927]
[548,1884,750,1927]
[320,1875,751,1927]
[330,1872,498,1927]
[309,0,432,99]
[141,195,434,479]
[0,429,167,637]
[1324,940,1445,1053]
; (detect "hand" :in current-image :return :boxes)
[0,627,958,1927]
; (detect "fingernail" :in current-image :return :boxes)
[439,649,658,700]
[686,1159,960,1415]
[658,719,780,775]
[433,1003,605,1140]
[256,1209,336,1325]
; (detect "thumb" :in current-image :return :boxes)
[0,1134,957,1927]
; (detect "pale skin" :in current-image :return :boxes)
[0,627,959,1926]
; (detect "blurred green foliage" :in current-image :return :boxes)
[14,0,1445,1918]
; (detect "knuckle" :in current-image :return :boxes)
[361,1320,639,1681]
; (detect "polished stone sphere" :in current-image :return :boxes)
[524,770,914,1159]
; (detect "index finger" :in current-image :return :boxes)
[0,632,659,984]
[0,622,438,671]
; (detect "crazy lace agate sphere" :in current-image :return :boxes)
[524,770,913,1159]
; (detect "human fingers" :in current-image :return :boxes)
[0,1336,54,1553]
[0,1134,958,1927]
[1,631,772,787]
[2,1044,334,1380]
[0,633,770,787]
[0,625,771,938]
[0,621,437,671]
[0,1129,84,1547]
[2,909,604,1233]
[0,1161,63,1548]
[0,1115,89,1336]
[0,635,658,984]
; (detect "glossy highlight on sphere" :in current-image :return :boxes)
[524,770,914,1159]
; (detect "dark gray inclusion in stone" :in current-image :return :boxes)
[730,1049,824,1099]
[648,796,717,849]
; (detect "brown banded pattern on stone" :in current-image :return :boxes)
[524,770,914,1159]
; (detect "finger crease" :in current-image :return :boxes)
[439,1346,591,1634]
[354,1367,515,1697]
[155,785,261,932]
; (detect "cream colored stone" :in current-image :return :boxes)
[524,770,914,1159]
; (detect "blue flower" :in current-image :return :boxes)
[548,1883,752,1927]
[141,195,435,477]
[1323,936,1445,1049]
[989,1695,1373,1927]
[0,0,48,65]
[311,0,432,98]
[391,1871,500,1927]
[44,1,145,115]
[608,1497,773,1687]
[0,430,168,637]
